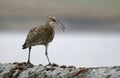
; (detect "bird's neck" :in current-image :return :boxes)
[46,20,54,26]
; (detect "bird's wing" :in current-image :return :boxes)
[25,26,46,44]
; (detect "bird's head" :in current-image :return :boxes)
[47,15,65,31]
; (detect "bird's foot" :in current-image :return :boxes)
[48,62,52,66]
[52,63,59,67]
[46,63,59,67]
[26,61,34,67]
[27,61,31,64]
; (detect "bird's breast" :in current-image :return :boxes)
[45,26,55,43]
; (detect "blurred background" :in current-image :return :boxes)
[0,0,120,67]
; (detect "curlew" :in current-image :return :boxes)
[22,15,65,65]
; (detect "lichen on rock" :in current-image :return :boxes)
[0,63,120,78]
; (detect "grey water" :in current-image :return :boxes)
[0,32,120,67]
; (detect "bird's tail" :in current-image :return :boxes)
[22,43,27,49]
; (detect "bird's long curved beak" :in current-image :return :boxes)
[55,20,65,31]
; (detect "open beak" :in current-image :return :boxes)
[55,20,65,31]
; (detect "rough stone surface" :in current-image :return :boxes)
[0,63,120,78]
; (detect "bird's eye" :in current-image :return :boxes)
[52,19,56,21]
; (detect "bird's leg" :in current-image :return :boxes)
[45,45,51,65]
[27,46,31,64]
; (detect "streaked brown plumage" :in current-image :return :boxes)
[22,15,65,65]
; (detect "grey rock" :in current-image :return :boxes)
[0,63,16,78]
[0,63,120,78]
